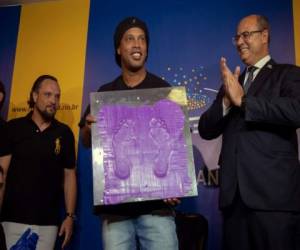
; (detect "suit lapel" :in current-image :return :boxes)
[247,59,276,96]
[239,69,246,87]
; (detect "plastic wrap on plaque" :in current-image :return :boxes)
[90,87,197,205]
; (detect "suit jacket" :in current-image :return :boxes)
[198,59,300,211]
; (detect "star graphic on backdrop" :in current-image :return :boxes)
[161,65,215,111]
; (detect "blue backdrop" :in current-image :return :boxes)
[0,6,20,119]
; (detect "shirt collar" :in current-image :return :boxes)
[252,55,271,70]
[25,110,58,128]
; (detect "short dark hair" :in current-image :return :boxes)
[27,75,58,108]
[0,80,5,112]
[256,15,270,44]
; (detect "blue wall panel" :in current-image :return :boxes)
[0,6,20,119]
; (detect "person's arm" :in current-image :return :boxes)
[0,155,11,211]
[58,126,77,249]
[222,95,232,116]
[198,58,241,140]
[80,114,97,148]
[79,102,97,148]
[59,168,77,249]
[240,66,300,127]
[79,85,107,148]
[198,84,231,140]
[220,57,243,107]
[221,59,300,127]
[80,114,96,148]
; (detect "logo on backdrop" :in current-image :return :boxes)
[162,65,220,187]
[10,103,79,114]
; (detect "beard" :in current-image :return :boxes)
[36,105,56,122]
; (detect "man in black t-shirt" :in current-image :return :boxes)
[80,17,179,250]
[0,75,77,249]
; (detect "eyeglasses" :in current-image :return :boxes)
[232,30,264,45]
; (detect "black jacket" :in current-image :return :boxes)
[198,59,300,211]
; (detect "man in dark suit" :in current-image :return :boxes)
[198,14,300,250]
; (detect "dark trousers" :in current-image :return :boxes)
[222,191,300,250]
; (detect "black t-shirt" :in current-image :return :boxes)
[0,112,76,225]
[80,72,174,216]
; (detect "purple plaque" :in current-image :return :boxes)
[91,87,197,205]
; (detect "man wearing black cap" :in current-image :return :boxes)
[79,17,179,250]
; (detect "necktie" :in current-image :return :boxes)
[243,66,257,93]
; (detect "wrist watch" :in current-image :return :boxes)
[66,212,76,220]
